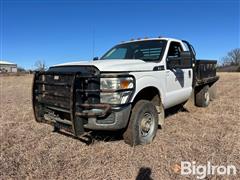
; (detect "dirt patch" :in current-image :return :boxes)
[0,73,239,179]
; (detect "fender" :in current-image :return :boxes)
[129,74,166,107]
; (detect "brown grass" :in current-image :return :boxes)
[0,73,239,179]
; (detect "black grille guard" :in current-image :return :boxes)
[32,68,135,136]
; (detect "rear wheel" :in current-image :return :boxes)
[209,83,217,100]
[195,85,210,107]
[123,100,158,146]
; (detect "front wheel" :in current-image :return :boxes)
[123,100,158,146]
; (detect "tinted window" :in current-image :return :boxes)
[167,42,183,57]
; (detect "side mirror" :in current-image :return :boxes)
[93,57,99,61]
[167,51,192,69]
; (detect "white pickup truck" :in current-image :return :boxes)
[33,37,219,146]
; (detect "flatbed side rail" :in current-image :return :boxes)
[196,76,219,86]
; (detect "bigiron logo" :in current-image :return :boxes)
[173,161,237,179]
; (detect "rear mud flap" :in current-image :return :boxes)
[184,89,195,109]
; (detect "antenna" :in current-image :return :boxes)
[92,27,95,59]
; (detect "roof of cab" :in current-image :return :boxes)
[118,37,182,45]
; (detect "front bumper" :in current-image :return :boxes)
[84,104,131,130]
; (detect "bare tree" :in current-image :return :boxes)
[34,60,47,71]
[222,48,240,66]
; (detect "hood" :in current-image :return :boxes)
[53,59,156,72]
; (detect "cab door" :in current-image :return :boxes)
[165,41,193,108]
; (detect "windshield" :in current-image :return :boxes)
[101,40,167,61]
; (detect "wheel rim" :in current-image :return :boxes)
[140,112,155,137]
[204,91,210,104]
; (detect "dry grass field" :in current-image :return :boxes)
[0,73,239,179]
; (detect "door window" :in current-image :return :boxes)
[167,42,183,58]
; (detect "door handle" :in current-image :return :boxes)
[188,70,191,78]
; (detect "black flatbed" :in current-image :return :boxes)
[195,60,219,87]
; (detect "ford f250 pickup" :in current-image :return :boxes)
[33,37,219,146]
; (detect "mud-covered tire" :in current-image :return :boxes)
[209,83,217,101]
[123,100,158,146]
[195,85,210,107]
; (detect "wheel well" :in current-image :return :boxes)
[132,87,161,107]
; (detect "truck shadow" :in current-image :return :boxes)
[165,104,189,118]
[54,104,190,145]
[55,129,123,145]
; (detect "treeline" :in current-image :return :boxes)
[217,48,240,72]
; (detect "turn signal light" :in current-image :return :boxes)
[120,80,130,89]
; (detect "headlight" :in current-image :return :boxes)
[100,77,134,104]
[100,77,134,90]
